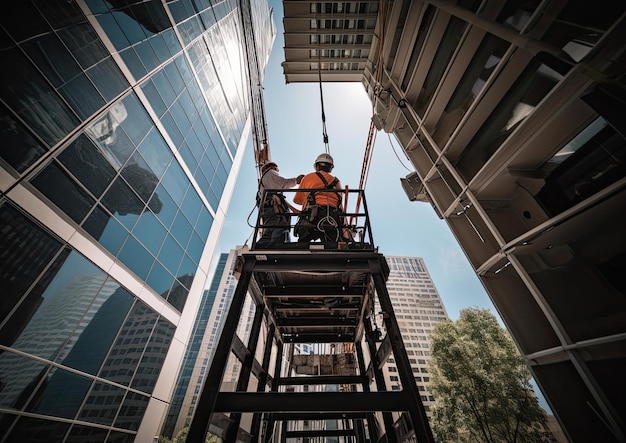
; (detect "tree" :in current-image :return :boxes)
[171,427,220,443]
[429,308,549,443]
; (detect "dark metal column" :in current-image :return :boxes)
[364,318,397,443]
[263,341,283,443]
[369,257,435,443]
[356,340,378,443]
[251,321,276,441]
[224,299,265,443]
[186,257,256,443]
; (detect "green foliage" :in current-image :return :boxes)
[170,427,220,443]
[429,308,549,443]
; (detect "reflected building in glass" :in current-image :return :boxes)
[0,0,275,441]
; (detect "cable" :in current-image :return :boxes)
[387,132,412,172]
[316,16,330,154]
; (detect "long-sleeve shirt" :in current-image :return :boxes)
[258,170,299,202]
[293,171,341,208]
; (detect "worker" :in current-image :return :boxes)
[256,161,304,248]
[293,153,345,242]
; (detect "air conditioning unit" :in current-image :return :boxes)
[400,171,430,203]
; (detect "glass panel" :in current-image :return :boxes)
[171,210,193,250]
[31,161,96,224]
[146,261,175,297]
[161,160,189,202]
[27,366,93,419]
[56,282,134,375]
[101,177,144,229]
[99,301,158,386]
[58,134,117,198]
[141,78,168,117]
[59,72,105,120]
[65,424,110,442]
[456,58,562,181]
[4,415,71,443]
[1,47,79,147]
[114,391,149,431]
[119,46,147,79]
[151,69,177,106]
[415,16,468,116]
[138,128,173,179]
[86,57,129,102]
[58,23,109,70]
[133,210,168,255]
[181,187,202,223]
[176,253,196,282]
[22,33,81,88]
[118,93,153,146]
[107,430,136,443]
[0,104,48,172]
[158,235,184,276]
[84,103,135,169]
[0,351,50,409]
[166,280,189,311]
[434,33,510,146]
[121,152,160,202]
[130,317,175,393]
[537,119,626,216]
[0,202,63,328]
[97,13,131,50]
[187,232,205,264]
[150,184,177,227]
[6,251,105,361]
[83,205,129,256]
[77,381,126,426]
[135,39,160,73]
[118,236,154,279]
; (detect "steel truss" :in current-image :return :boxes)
[186,250,434,443]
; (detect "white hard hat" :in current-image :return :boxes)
[314,153,334,166]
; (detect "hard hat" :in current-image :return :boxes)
[314,153,334,166]
[261,161,278,173]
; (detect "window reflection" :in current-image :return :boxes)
[27,366,93,419]
[99,301,159,386]
[130,317,176,393]
[78,381,126,426]
[434,33,510,146]
[0,351,49,410]
[4,251,106,361]
[3,415,71,443]
[114,391,149,431]
[456,58,562,181]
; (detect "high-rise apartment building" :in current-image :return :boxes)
[378,256,448,419]
[0,1,274,441]
[282,2,625,441]
[163,249,258,438]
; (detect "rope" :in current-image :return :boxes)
[316,21,330,154]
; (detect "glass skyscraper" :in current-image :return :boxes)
[0,0,274,441]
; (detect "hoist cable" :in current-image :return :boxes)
[316,24,330,154]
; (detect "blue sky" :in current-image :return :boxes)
[214,0,497,322]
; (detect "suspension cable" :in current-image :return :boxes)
[317,25,330,154]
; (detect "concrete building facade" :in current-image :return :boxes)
[378,256,448,418]
[0,1,274,441]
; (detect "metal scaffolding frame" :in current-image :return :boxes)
[186,247,434,443]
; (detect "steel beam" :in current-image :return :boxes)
[285,429,356,438]
[370,257,435,443]
[214,391,406,412]
[278,375,364,385]
[186,258,256,443]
